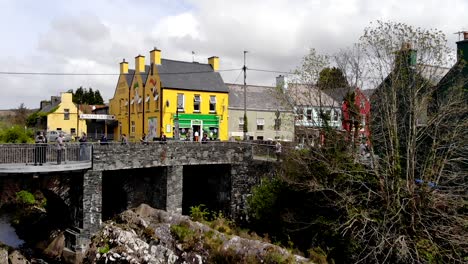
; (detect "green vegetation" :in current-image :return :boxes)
[16,190,36,206]
[98,243,110,254]
[0,125,34,143]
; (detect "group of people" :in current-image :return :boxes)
[33,131,89,165]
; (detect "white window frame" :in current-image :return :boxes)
[256,118,264,131]
[209,95,216,113]
[238,117,244,131]
[177,93,185,112]
[194,95,201,112]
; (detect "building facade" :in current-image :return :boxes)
[227,83,294,141]
[40,92,87,136]
[109,49,229,141]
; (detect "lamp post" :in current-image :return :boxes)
[174,103,180,140]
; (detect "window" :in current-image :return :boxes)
[130,97,135,113]
[361,115,366,127]
[257,136,264,140]
[333,109,340,121]
[238,117,244,131]
[153,88,159,111]
[146,95,150,111]
[131,121,135,134]
[64,109,70,120]
[256,118,264,131]
[194,95,201,112]
[295,107,304,120]
[70,128,76,135]
[177,93,185,112]
[306,109,313,121]
[209,96,216,113]
[138,96,143,112]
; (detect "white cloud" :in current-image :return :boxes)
[0,0,467,109]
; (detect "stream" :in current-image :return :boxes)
[0,213,24,248]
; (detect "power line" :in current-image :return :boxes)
[249,68,293,74]
[232,69,243,83]
[0,68,241,76]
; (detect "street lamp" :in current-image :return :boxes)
[174,102,180,140]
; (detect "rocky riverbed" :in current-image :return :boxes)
[84,204,312,264]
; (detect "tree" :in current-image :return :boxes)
[318,67,349,89]
[12,103,30,126]
[249,21,467,263]
[94,90,104,105]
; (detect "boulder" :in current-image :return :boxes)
[0,247,8,264]
[8,250,30,264]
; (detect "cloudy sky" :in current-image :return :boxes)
[0,0,466,109]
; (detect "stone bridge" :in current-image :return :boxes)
[0,141,276,256]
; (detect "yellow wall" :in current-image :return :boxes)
[47,93,87,137]
[162,89,229,140]
[108,53,228,142]
[109,64,162,142]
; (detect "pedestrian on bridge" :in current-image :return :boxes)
[275,141,282,162]
[34,131,46,165]
[79,132,88,161]
[56,133,65,164]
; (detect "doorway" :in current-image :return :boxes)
[192,125,200,142]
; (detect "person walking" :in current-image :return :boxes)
[194,130,199,142]
[186,129,192,142]
[275,141,282,162]
[56,133,65,164]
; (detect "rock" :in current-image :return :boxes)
[8,250,30,264]
[43,231,65,260]
[0,247,8,264]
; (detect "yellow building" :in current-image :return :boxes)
[109,48,229,141]
[40,92,87,136]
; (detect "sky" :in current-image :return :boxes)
[0,0,466,109]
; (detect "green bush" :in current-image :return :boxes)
[0,125,34,143]
[16,190,36,206]
[98,243,110,254]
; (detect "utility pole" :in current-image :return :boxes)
[243,50,248,140]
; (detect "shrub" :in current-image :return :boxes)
[16,190,36,206]
[0,125,34,143]
[98,243,110,254]
[190,204,209,222]
[170,221,199,249]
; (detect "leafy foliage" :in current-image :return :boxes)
[72,86,104,105]
[16,190,36,206]
[318,67,349,89]
[0,125,34,143]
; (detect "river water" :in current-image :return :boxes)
[0,214,24,248]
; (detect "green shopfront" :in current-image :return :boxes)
[174,113,220,140]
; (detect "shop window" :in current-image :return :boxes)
[256,118,264,131]
[194,95,201,112]
[70,128,76,135]
[208,127,219,139]
[64,109,70,120]
[209,96,216,113]
[177,93,185,112]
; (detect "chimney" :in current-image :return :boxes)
[40,100,51,110]
[135,55,145,73]
[396,42,417,67]
[120,58,128,74]
[150,47,161,65]
[208,56,219,71]
[456,31,468,62]
[276,75,288,90]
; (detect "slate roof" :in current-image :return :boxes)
[227,84,292,111]
[287,84,340,107]
[156,59,228,92]
[39,96,61,113]
[125,69,135,87]
[362,89,375,99]
[321,87,351,103]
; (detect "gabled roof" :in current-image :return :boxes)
[39,97,61,113]
[156,59,228,92]
[321,87,350,103]
[142,65,151,84]
[125,69,135,87]
[227,84,292,111]
[286,84,341,107]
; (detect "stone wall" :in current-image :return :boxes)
[92,142,251,171]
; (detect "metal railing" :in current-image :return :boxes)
[0,143,92,165]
